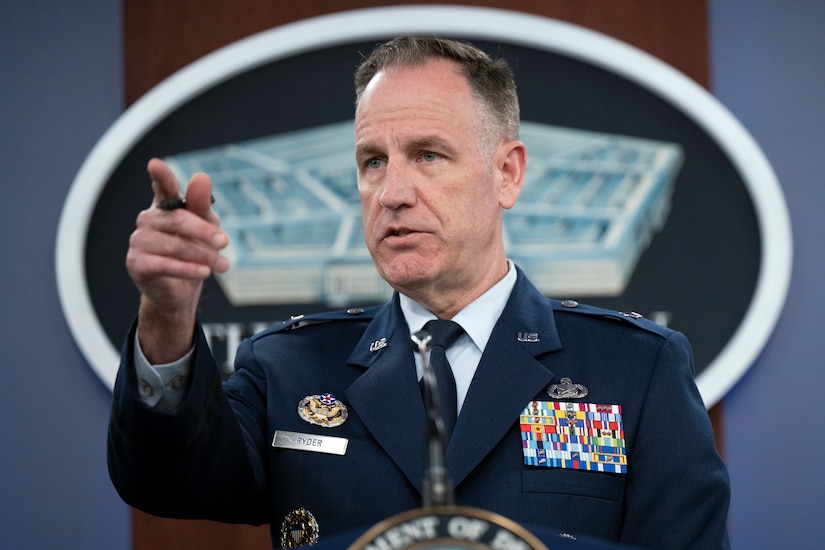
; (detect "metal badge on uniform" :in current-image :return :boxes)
[298,393,348,428]
[520,400,627,474]
[369,337,387,352]
[280,508,319,548]
[547,377,589,399]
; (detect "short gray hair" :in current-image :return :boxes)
[354,35,520,147]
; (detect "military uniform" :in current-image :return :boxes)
[108,268,730,549]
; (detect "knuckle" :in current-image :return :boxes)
[135,208,153,226]
[128,228,142,247]
[125,249,149,279]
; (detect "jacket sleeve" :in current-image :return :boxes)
[620,330,731,549]
[106,320,270,525]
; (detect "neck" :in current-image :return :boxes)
[402,258,511,319]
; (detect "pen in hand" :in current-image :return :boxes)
[156,195,216,211]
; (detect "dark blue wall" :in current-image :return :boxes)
[0,0,128,548]
[1,0,821,548]
[710,0,825,547]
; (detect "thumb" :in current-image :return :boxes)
[183,172,214,219]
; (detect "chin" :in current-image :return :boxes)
[377,260,435,293]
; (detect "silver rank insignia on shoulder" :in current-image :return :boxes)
[280,508,319,548]
[619,311,644,319]
[298,393,348,428]
[547,377,589,399]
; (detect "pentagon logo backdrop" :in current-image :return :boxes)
[56,6,791,407]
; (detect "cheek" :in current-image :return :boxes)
[453,194,500,243]
[457,187,497,221]
[359,195,380,237]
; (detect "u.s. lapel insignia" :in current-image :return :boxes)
[280,508,319,548]
[298,393,348,428]
[369,337,387,352]
[547,377,589,399]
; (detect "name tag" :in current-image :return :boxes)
[271,430,349,456]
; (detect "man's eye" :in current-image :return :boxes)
[421,151,440,162]
[366,158,384,169]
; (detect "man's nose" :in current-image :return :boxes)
[379,161,416,209]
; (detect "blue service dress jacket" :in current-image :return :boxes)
[108,269,730,549]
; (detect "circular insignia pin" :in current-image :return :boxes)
[280,508,319,548]
[547,377,589,400]
[298,394,348,428]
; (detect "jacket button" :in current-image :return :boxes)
[346,308,364,315]
[561,300,579,308]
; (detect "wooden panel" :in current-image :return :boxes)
[122,1,717,547]
[123,0,708,105]
[132,509,269,549]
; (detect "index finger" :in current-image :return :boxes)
[147,158,183,204]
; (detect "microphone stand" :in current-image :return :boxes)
[410,330,455,507]
[350,333,548,549]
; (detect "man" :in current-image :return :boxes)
[108,36,730,549]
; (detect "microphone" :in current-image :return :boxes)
[410,330,455,507]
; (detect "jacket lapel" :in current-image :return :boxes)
[344,271,564,493]
[446,272,562,486]
[345,297,428,492]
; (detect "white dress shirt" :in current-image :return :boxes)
[399,260,517,412]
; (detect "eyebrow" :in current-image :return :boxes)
[355,142,381,159]
[408,136,456,155]
[355,134,459,161]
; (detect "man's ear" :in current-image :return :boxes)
[497,140,526,209]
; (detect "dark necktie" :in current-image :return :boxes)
[424,319,465,440]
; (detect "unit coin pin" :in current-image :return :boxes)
[280,508,319,548]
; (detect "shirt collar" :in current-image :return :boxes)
[399,260,517,353]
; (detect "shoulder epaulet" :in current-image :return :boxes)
[252,306,380,340]
[550,298,673,338]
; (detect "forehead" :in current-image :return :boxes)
[355,59,481,140]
